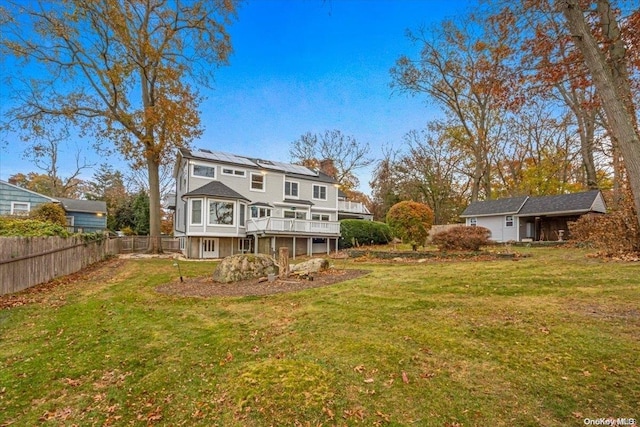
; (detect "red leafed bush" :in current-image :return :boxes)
[431,226,491,251]
[386,201,434,246]
[569,189,640,255]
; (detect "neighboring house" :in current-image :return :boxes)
[173,148,343,259]
[460,190,607,242]
[337,190,373,221]
[0,179,57,216]
[57,198,107,233]
[0,180,107,233]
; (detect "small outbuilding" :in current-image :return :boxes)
[460,190,607,242]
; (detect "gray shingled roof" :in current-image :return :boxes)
[461,196,528,217]
[518,190,604,216]
[182,181,250,201]
[461,190,606,218]
[283,198,314,206]
[57,198,107,214]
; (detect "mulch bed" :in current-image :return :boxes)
[155,269,371,298]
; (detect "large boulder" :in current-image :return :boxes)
[212,254,279,283]
[290,258,330,275]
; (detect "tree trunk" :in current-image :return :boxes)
[559,0,640,228]
[146,153,163,254]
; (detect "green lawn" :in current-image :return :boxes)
[0,247,638,426]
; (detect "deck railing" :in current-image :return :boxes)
[247,218,340,235]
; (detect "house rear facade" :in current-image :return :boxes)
[460,190,607,242]
[173,149,344,259]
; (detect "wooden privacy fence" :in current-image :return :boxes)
[118,236,180,253]
[0,236,120,296]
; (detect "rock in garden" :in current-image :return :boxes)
[212,254,279,283]
[290,258,330,275]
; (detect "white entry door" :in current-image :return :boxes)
[201,238,219,258]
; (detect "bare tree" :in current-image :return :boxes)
[290,130,374,193]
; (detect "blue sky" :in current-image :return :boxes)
[0,0,475,194]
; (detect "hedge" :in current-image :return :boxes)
[339,220,392,249]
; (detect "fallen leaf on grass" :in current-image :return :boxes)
[402,371,409,384]
[353,365,365,373]
[322,406,335,420]
[62,378,81,387]
[364,378,374,384]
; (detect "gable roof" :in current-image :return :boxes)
[461,196,528,217]
[461,190,606,218]
[517,190,605,216]
[0,179,58,202]
[182,181,250,202]
[57,198,107,214]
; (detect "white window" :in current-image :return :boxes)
[192,164,216,178]
[239,203,246,227]
[10,202,30,216]
[190,199,203,225]
[312,185,327,200]
[505,215,514,227]
[284,210,306,219]
[285,181,299,198]
[312,214,330,221]
[222,167,246,177]
[250,173,265,191]
[208,200,235,225]
[179,237,186,251]
[65,216,75,226]
[468,217,477,227]
[250,206,271,218]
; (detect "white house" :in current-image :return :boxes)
[172,148,356,259]
[460,190,607,242]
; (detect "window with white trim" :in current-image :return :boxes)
[505,215,514,227]
[284,210,306,219]
[192,164,216,178]
[285,181,299,198]
[239,203,246,227]
[10,202,30,216]
[222,167,246,177]
[250,173,265,191]
[468,217,477,227]
[312,214,330,221]
[250,206,271,218]
[208,200,235,225]
[190,199,203,225]
[312,185,327,200]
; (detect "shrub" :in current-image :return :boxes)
[0,216,70,237]
[386,201,434,247]
[431,226,491,251]
[569,190,640,254]
[30,202,67,227]
[340,220,392,249]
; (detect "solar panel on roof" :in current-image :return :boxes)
[192,150,257,167]
[257,159,317,176]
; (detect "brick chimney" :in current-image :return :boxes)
[319,158,337,178]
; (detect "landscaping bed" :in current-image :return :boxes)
[156,268,371,297]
